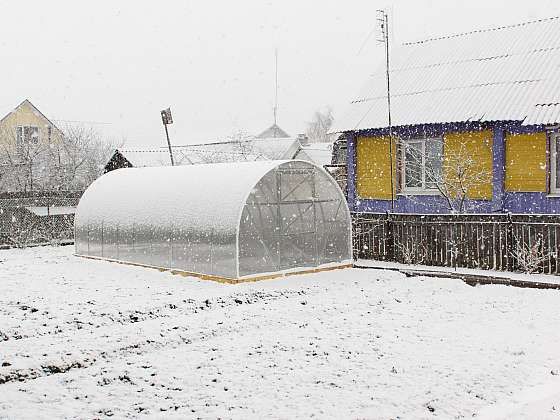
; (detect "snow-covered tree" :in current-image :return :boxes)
[0,125,117,194]
[305,107,334,143]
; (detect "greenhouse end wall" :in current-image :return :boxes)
[238,162,352,277]
[74,160,352,280]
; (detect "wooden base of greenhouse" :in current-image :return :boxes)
[75,254,353,284]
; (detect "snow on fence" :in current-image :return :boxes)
[352,213,560,274]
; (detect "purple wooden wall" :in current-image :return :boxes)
[347,122,560,214]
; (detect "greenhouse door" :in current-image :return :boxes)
[277,167,318,270]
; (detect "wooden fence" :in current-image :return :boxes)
[352,213,560,274]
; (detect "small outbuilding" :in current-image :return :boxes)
[75,160,352,282]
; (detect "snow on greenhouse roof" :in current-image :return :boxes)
[76,160,294,235]
[334,16,560,132]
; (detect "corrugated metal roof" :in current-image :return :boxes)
[334,16,560,132]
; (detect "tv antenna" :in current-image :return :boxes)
[273,48,279,134]
[377,9,395,210]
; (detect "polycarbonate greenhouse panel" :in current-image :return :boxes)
[74,160,352,281]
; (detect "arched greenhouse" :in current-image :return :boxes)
[74,160,352,282]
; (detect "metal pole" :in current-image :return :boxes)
[384,12,395,210]
[274,48,278,128]
[164,123,175,166]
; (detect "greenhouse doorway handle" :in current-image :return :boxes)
[161,107,175,166]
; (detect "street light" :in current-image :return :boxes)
[161,107,175,166]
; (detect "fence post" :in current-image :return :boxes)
[351,214,359,261]
[506,213,514,271]
[385,211,395,262]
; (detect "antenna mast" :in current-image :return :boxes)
[273,48,279,135]
[377,10,395,210]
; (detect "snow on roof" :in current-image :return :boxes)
[256,123,291,138]
[294,143,333,166]
[76,160,294,236]
[334,16,560,132]
[115,137,300,168]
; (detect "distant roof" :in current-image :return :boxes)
[257,123,290,139]
[293,143,333,167]
[112,137,301,168]
[0,99,62,134]
[334,16,560,132]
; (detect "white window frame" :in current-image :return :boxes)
[401,137,443,194]
[551,132,560,194]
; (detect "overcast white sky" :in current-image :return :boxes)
[1,0,559,147]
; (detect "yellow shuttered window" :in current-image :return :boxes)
[356,136,396,200]
[505,132,547,192]
[443,130,494,200]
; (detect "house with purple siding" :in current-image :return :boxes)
[334,17,560,215]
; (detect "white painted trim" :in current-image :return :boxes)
[401,137,442,194]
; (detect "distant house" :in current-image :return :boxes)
[0,100,76,246]
[335,17,560,214]
[0,99,65,194]
[0,99,63,151]
[256,123,291,139]
[292,142,333,167]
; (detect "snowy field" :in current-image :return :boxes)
[1,246,560,419]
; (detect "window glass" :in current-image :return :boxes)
[17,126,39,145]
[403,138,442,191]
[16,127,23,146]
[425,138,443,189]
[404,141,423,189]
[24,126,39,144]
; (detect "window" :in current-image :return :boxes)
[552,132,560,194]
[16,126,39,147]
[402,137,443,192]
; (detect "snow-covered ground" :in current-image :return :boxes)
[1,246,560,419]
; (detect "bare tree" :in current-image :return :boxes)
[56,124,120,190]
[305,107,334,143]
[0,126,53,193]
[512,234,552,274]
[0,124,118,194]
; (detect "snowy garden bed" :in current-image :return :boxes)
[1,246,559,419]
